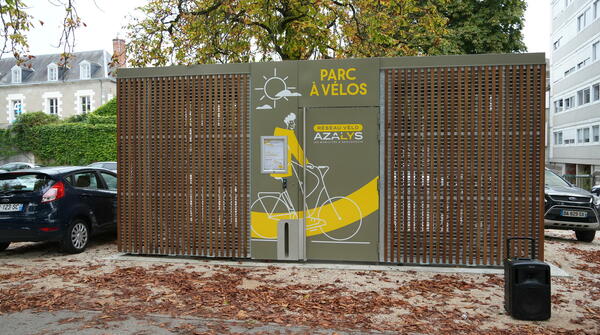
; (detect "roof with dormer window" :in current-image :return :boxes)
[0,50,115,86]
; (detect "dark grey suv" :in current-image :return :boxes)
[545,169,600,242]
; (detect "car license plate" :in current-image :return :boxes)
[0,203,23,212]
[561,210,587,218]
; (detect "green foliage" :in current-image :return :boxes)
[12,111,59,128]
[5,98,118,165]
[86,114,117,125]
[126,0,527,65]
[16,123,116,165]
[0,129,19,160]
[126,0,451,65]
[10,112,59,140]
[94,98,117,116]
[64,99,116,125]
[436,0,527,54]
[65,114,89,123]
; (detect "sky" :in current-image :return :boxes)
[23,0,552,58]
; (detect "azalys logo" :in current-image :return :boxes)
[313,124,364,144]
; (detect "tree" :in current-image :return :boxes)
[436,0,527,54]
[333,0,453,58]
[0,0,82,64]
[126,0,452,66]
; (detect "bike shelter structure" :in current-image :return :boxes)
[117,54,546,267]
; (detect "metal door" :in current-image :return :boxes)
[302,107,379,262]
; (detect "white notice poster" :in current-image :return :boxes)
[261,136,287,173]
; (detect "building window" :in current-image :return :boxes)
[11,99,22,118]
[593,125,600,142]
[554,131,563,145]
[47,98,58,115]
[80,96,91,114]
[564,66,576,77]
[47,64,58,81]
[593,83,600,101]
[578,10,589,31]
[577,88,591,106]
[565,138,575,144]
[578,128,591,143]
[554,99,564,113]
[565,96,574,110]
[593,42,599,62]
[11,66,21,84]
[595,0,599,19]
[577,58,589,69]
[80,61,90,80]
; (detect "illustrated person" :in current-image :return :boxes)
[271,112,309,179]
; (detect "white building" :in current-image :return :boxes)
[549,0,600,188]
[0,39,125,128]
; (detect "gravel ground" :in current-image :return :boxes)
[0,230,599,334]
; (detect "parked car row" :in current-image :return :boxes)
[0,163,117,253]
[0,164,597,255]
[0,161,116,174]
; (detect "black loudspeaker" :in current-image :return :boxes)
[504,237,551,321]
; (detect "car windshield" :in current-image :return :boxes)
[0,173,52,193]
[545,170,570,188]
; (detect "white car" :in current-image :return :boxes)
[0,162,40,173]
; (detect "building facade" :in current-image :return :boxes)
[549,0,600,188]
[0,39,125,128]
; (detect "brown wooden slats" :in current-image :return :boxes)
[117,74,250,258]
[383,65,545,266]
[116,78,126,252]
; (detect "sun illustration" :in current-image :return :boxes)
[255,68,301,110]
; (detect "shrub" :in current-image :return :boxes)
[10,112,59,138]
[5,99,118,165]
[94,98,117,116]
[64,114,89,123]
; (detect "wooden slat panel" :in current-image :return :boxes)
[383,64,545,266]
[117,73,250,258]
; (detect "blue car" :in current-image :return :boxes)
[0,167,117,253]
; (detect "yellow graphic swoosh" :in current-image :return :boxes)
[251,177,379,239]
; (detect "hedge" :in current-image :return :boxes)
[94,98,117,116]
[7,98,118,165]
[0,129,19,160]
[17,123,117,165]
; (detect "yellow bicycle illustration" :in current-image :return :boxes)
[251,113,374,241]
[251,160,363,241]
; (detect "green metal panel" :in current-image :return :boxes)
[304,107,379,262]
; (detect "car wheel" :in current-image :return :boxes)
[61,219,90,253]
[0,242,10,251]
[575,230,596,242]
